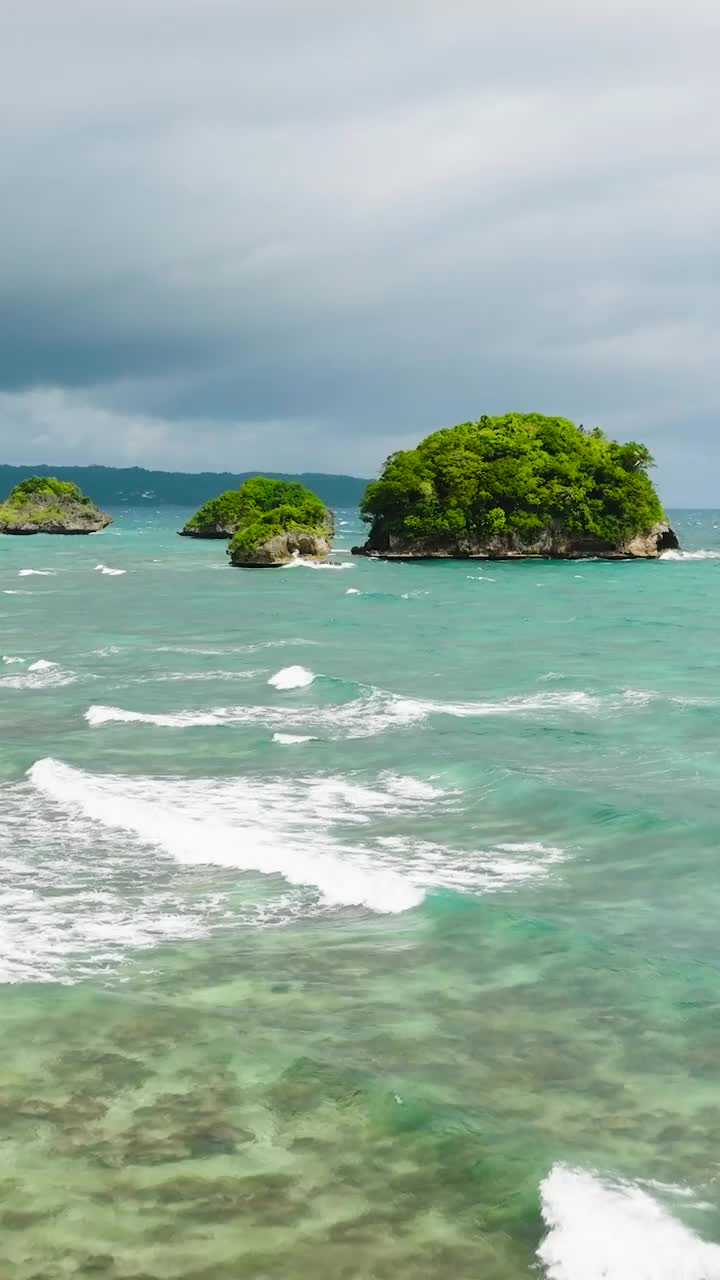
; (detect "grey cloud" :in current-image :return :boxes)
[1,0,719,500]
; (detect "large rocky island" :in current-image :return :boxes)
[180,476,333,566]
[353,414,678,560]
[0,476,111,535]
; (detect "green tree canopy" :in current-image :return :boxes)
[360,414,664,547]
[8,476,87,503]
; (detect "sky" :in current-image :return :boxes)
[2,0,719,501]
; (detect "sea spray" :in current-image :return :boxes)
[268,665,315,690]
[537,1164,720,1280]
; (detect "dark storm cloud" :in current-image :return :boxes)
[1,0,719,498]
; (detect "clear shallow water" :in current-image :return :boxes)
[2,508,720,1277]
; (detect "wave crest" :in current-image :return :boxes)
[1,659,76,690]
[660,549,720,561]
[84,686,657,739]
[538,1164,720,1279]
[268,665,315,690]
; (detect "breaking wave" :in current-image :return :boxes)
[94,563,127,575]
[18,568,55,577]
[0,659,77,690]
[27,759,436,916]
[538,1164,720,1279]
[660,549,720,561]
[282,557,354,570]
[268,665,315,690]
[84,686,656,739]
[20,759,563,953]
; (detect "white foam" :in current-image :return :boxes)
[272,732,316,744]
[2,656,25,665]
[268,665,315,690]
[0,774,291,984]
[538,1164,720,1280]
[282,558,354,570]
[18,569,55,577]
[661,550,717,560]
[94,563,127,576]
[346,587,361,595]
[84,685,654,739]
[375,836,564,892]
[84,687,426,738]
[155,638,320,656]
[135,669,260,685]
[28,759,427,915]
[0,659,76,690]
[423,688,654,718]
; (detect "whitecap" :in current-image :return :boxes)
[268,665,315,690]
[272,732,316,744]
[84,685,654,739]
[18,569,55,577]
[0,660,76,690]
[25,758,560,925]
[660,549,720,561]
[374,835,564,892]
[0,775,306,984]
[84,688,425,738]
[538,1164,720,1279]
[2,656,26,665]
[134,669,260,685]
[94,563,127,576]
[346,588,361,595]
[155,638,320,656]
[282,558,354,571]
[423,688,654,718]
[28,758,426,915]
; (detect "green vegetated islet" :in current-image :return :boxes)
[360,413,665,549]
[183,476,330,554]
[0,476,111,533]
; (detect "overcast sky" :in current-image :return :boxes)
[2,0,719,500]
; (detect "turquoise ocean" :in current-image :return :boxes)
[2,506,720,1279]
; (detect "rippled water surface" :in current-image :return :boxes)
[2,507,720,1278]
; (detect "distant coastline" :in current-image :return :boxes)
[0,465,369,509]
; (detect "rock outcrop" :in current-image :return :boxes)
[353,522,679,561]
[229,529,332,567]
[0,478,111,535]
[178,518,236,538]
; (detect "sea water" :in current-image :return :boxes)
[2,507,720,1277]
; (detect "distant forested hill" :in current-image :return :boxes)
[0,465,369,508]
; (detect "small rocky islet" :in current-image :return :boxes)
[179,475,333,566]
[0,476,112,535]
[352,413,679,560]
